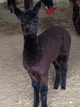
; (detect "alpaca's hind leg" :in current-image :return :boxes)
[60,55,68,89]
[32,80,39,107]
[53,58,61,89]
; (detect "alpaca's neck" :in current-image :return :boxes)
[23,34,42,66]
[24,34,38,50]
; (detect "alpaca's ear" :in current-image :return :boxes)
[14,7,23,21]
[33,1,41,15]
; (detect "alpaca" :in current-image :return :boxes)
[13,1,71,107]
[7,0,32,12]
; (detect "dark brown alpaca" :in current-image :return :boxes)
[13,1,71,107]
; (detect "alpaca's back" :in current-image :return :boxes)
[38,26,71,63]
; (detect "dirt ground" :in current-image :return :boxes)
[0,0,80,107]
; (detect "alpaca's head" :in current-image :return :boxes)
[14,1,41,36]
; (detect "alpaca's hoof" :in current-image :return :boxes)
[54,86,58,90]
[61,86,65,90]
[33,105,38,107]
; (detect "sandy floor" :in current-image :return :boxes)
[0,0,80,107]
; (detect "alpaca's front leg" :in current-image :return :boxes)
[33,89,39,107]
[32,81,39,107]
[40,82,48,107]
[39,74,48,107]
